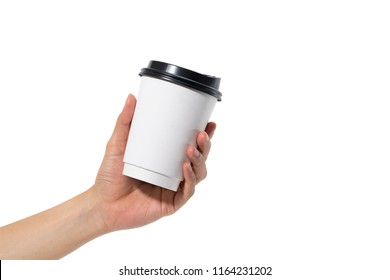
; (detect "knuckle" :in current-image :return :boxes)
[165,206,176,216]
[105,139,115,151]
[202,168,208,180]
[196,168,207,182]
[202,142,211,160]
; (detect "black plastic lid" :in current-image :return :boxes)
[139,61,222,101]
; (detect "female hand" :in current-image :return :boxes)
[92,94,217,233]
[0,94,216,259]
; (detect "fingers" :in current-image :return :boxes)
[187,144,207,181]
[114,94,137,143]
[184,122,217,184]
[182,161,197,198]
[175,141,210,207]
[172,122,217,211]
[173,162,196,211]
[198,122,216,160]
[107,94,136,155]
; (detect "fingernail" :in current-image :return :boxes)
[205,133,210,143]
[193,147,200,158]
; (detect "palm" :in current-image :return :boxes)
[95,150,181,231]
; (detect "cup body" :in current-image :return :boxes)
[123,61,221,191]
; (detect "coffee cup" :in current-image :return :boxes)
[123,61,222,191]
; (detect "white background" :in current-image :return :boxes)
[1,0,390,279]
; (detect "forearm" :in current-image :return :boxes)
[0,188,107,259]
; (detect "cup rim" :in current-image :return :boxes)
[139,61,222,101]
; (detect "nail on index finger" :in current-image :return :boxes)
[205,122,217,140]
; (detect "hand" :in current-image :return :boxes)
[92,94,216,233]
[0,93,216,259]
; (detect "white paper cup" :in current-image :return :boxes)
[123,61,222,191]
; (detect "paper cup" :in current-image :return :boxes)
[123,61,222,191]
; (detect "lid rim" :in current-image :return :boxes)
[139,61,222,101]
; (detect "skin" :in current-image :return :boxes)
[0,94,216,259]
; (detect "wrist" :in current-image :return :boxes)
[84,187,111,236]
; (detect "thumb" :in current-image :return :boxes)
[106,94,137,156]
